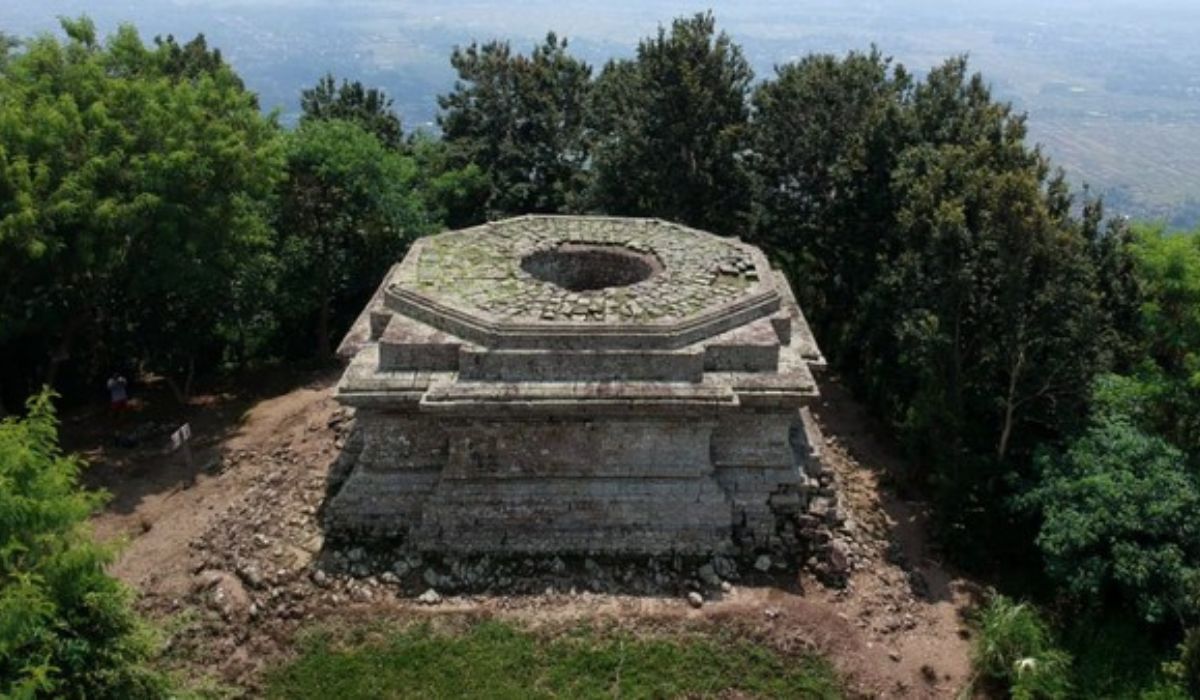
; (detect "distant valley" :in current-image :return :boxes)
[7,0,1199,227]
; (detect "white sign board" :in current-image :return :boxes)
[169,423,192,452]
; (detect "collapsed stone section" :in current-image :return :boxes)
[328,215,836,570]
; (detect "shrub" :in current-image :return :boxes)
[972,595,1071,699]
[1063,614,1189,699]
[1175,628,1200,697]
[1018,413,1200,625]
[0,392,166,698]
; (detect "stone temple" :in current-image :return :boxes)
[328,215,835,562]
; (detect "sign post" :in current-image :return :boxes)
[169,423,193,470]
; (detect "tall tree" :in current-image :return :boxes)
[301,74,403,149]
[589,12,753,235]
[750,48,911,345]
[276,119,432,358]
[438,32,592,217]
[152,33,245,92]
[749,54,1119,562]
[0,18,283,402]
[407,132,490,230]
[1119,224,1200,453]
[0,32,18,70]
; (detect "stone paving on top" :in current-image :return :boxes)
[404,216,761,324]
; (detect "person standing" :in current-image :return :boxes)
[107,373,129,413]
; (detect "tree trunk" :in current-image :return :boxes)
[998,347,1025,462]
[166,355,197,405]
[43,313,89,390]
[183,355,195,402]
[44,329,74,389]
[316,298,332,360]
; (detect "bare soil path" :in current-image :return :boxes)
[76,371,978,698]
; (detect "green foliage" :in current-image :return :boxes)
[1131,225,1200,375]
[1125,224,1200,453]
[0,17,283,398]
[152,34,245,92]
[276,118,433,357]
[407,132,490,230]
[1174,627,1200,697]
[0,17,456,404]
[0,33,19,69]
[439,33,592,217]
[589,12,753,235]
[1017,227,1200,632]
[972,596,1072,699]
[301,74,403,149]
[265,620,843,699]
[750,50,1123,564]
[1062,615,1189,699]
[0,392,166,697]
[972,601,1189,699]
[1019,408,1200,625]
[750,48,910,327]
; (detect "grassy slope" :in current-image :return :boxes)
[264,620,844,699]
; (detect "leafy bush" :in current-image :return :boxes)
[1172,628,1200,697]
[275,117,433,358]
[0,392,166,698]
[1018,412,1200,625]
[972,595,1071,699]
[1062,614,1189,699]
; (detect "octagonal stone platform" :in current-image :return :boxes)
[327,215,830,558]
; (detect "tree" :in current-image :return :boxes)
[408,131,490,230]
[1082,198,1143,374]
[589,12,752,235]
[1127,224,1200,453]
[0,18,283,402]
[152,33,245,92]
[749,48,911,346]
[0,392,166,697]
[748,54,1119,562]
[301,74,403,150]
[1020,410,1200,626]
[0,32,18,69]
[438,33,592,217]
[276,119,432,358]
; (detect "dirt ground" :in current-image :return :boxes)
[76,370,980,698]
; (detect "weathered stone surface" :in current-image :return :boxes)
[327,216,834,563]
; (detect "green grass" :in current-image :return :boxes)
[264,620,843,699]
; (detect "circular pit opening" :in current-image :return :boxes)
[521,243,661,292]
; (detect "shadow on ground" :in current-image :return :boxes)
[68,366,340,520]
